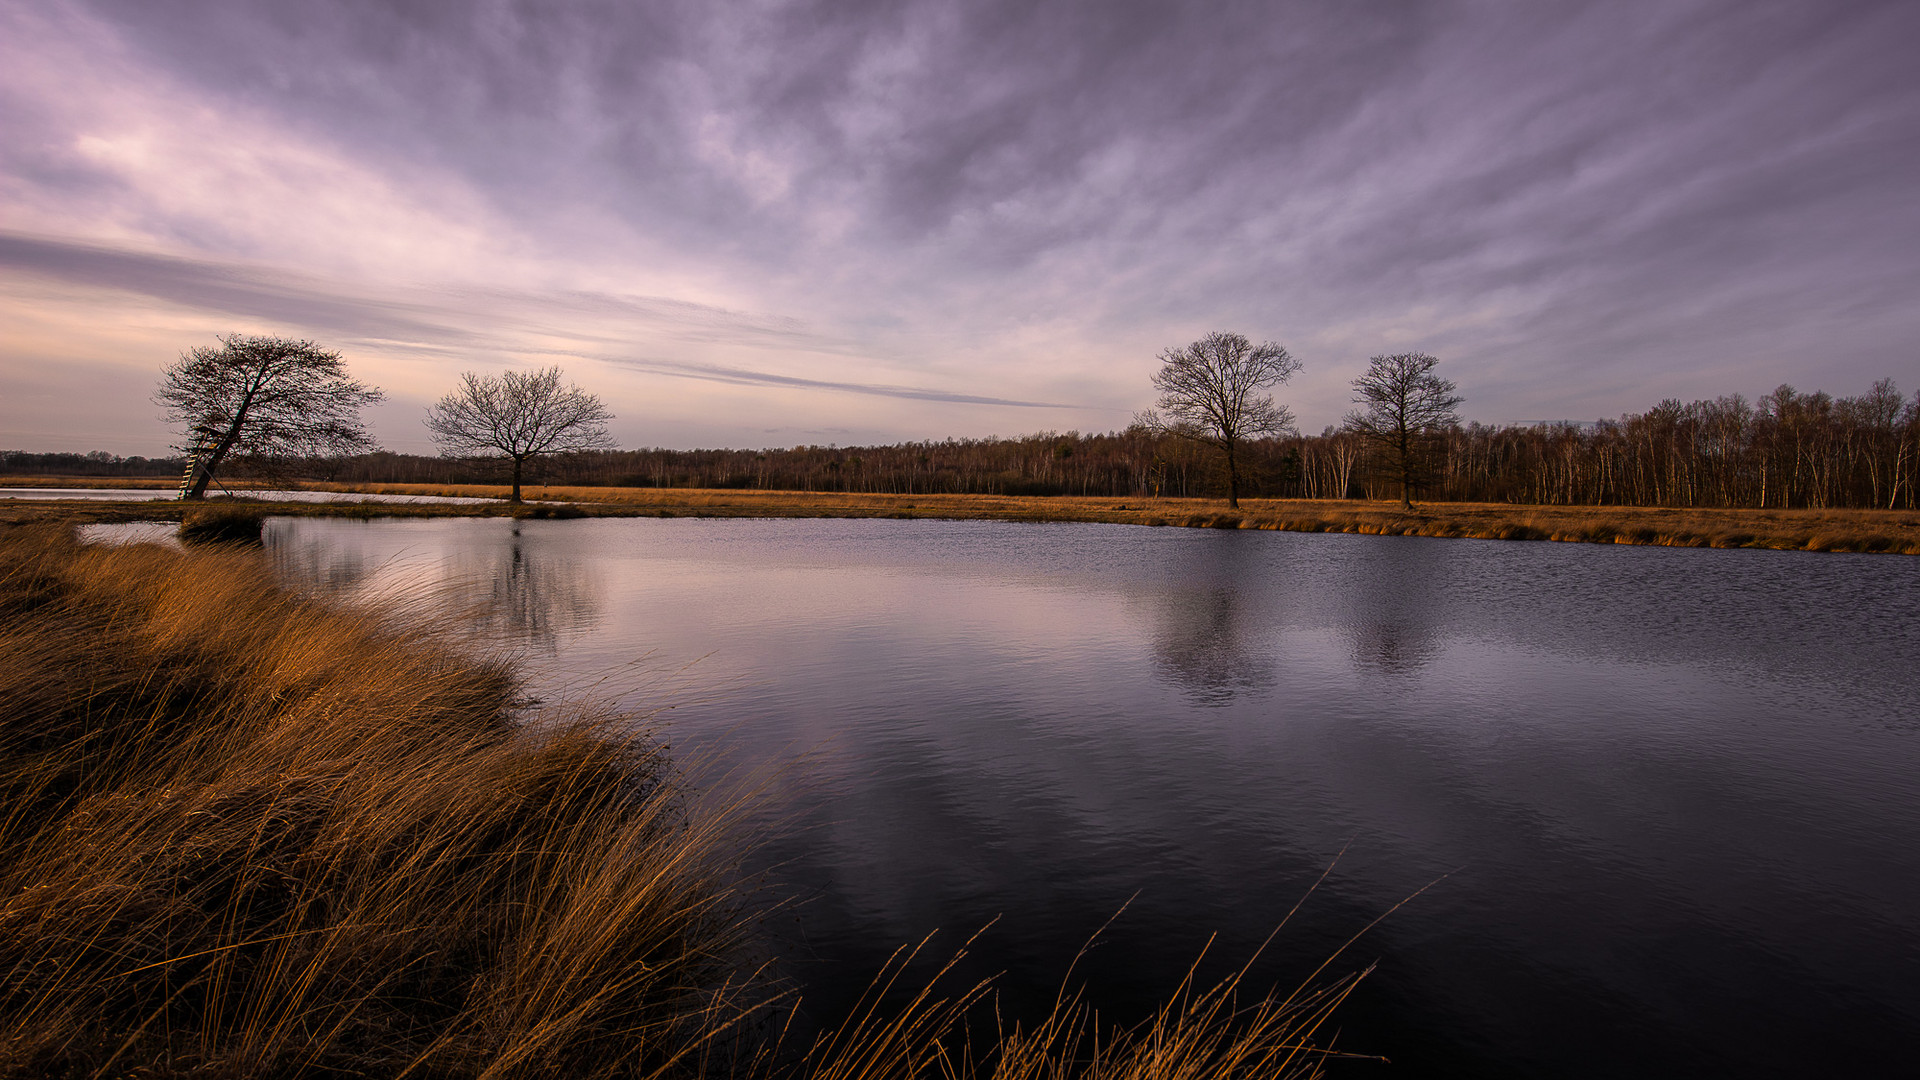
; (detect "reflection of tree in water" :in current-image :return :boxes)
[1343,539,1443,675]
[1149,585,1274,707]
[271,537,375,595]
[267,524,601,652]
[1348,619,1436,675]
[463,527,603,651]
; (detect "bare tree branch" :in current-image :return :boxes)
[1345,352,1463,509]
[425,366,615,502]
[1136,332,1300,508]
[154,335,383,500]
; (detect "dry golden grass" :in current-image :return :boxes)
[1,524,1367,1080]
[289,482,1920,555]
[0,476,183,490]
[11,477,1918,554]
[0,523,763,1078]
[782,927,1376,1080]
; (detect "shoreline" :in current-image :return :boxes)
[1,523,1362,1077]
[5,478,1918,554]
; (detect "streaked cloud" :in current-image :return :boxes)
[4,0,1917,453]
[605,356,1073,409]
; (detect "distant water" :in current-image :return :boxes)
[248,516,1920,1078]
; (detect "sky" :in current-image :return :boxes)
[3,0,1917,456]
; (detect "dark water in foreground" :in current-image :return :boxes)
[259,516,1919,1078]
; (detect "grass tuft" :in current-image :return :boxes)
[0,524,759,1078]
[178,503,267,545]
[512,503,590,520]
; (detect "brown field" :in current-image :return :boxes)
[8,476,1918,554]
[0,475,184,489]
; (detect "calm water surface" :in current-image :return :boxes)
[261,517,1920,1078]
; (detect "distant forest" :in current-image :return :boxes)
[11,380,1919,509]
[1,450,184,478]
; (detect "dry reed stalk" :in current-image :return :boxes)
[1,523,1373,1080]
[0,524,763,1078]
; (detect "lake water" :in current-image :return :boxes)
[253,516,1918,1078]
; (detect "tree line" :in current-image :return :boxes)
[14,333,1916,511]
[1,450,184,477]
[1424,381,1919,509]
[307,375,1920,510]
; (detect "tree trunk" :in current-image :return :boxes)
[182,453,216,501]
[180,359,267,501]
[1398,428,1414,509]
[1224,440,1240,508]
[510,456,525,503]
[182,412,249,500]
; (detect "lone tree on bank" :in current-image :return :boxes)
[156,335,384,500]
[1136,331,1300,508]
[425,366,615,502]
[1345,352,1463,509]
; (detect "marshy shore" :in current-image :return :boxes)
[7,477,1919,554]
[0,522,1361,1079]
[0,522,761,1077]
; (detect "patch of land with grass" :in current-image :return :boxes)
[8,477,1918,554]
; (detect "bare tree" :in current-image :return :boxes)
[155,335,383,500]
[1345,352,1463,509]
[425,366,615,502]
[1136,331,1300,508]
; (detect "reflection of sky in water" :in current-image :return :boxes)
[76,522,182,547]
[268,518,604,655]
[262,517,1920,1078]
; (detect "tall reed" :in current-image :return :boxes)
[0,524,761,1077]
[0,524,1363,1079]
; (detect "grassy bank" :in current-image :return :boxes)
[11,469,1920,554]
[0,523,764,1077]
[0,524,1363,1079]
[0,476,183,489]
[17,477,1914,555]
[0,495,554,529]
